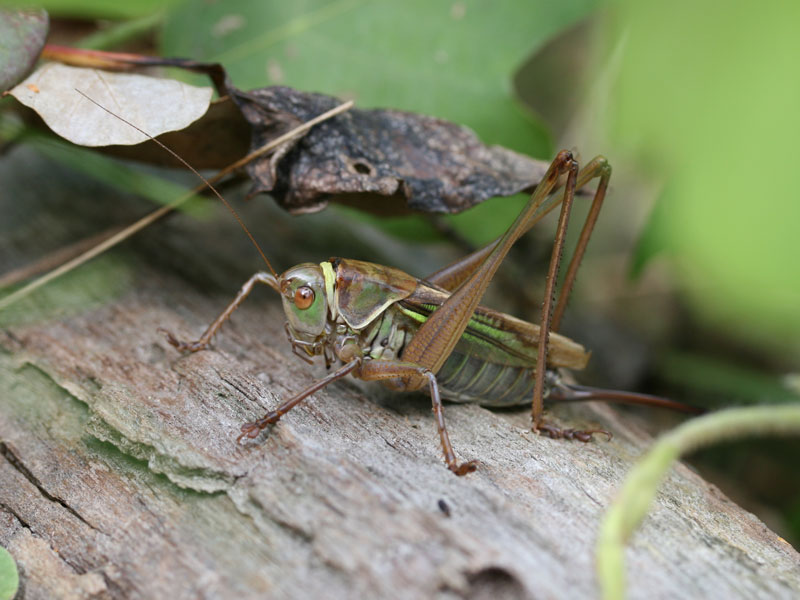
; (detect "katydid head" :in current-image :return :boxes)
[278,263,329,343]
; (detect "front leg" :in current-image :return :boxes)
[161,271,279,352]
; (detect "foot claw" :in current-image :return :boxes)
[158,327,208,353]
[449,460,479,476]
[236,422,262,444]
[534,423,612,442]
[237,412,282,443]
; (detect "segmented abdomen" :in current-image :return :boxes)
[359,305,542,406]
[437,351,537,407]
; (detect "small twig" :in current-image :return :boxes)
[0,99,354,311]
[0,227,124,289]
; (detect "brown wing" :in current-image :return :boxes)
[405,281,590,370]
[332,258,418,329]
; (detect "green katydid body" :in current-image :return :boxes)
[279,258,589,408]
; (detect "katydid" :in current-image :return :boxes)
[158,149,698,476]
[72,90,696,475]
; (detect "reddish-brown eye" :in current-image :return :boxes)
[293,286,315,309]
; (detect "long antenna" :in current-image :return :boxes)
[0,93,354,311]
[76,89,277,276]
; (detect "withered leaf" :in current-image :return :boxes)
[10,52,553,216]
[229,86,550,215]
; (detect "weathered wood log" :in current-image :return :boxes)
[1,149,799,599]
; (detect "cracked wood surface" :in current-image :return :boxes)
[1,148,800,599]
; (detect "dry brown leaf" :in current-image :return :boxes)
[230,86,551,215]
[9,56,554,217]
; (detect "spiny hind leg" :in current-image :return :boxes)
[425,156,611,296]
[550,156,612,333]
[532,378,612,442]
[530,155,612,442]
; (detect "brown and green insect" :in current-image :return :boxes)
[159,149,696,476]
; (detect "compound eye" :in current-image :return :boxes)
[293,286,315,310]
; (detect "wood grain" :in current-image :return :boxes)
[1,148,798,599]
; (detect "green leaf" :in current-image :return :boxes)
[605,0,800,352]
[658,352,800,406]
[161,0,599,243]
[629,182,673,280]
[0,546,18,600]
[31,0,180,20]
[28,135,209,213]
[162,0,596,153]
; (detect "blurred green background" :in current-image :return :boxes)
[6,0,800,541]
[606,0,800,354]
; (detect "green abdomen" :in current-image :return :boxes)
[437,351,537,407]
[388,301,543,407]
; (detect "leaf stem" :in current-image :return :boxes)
[596,405,800,600]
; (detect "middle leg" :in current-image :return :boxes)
[358,359,478,476]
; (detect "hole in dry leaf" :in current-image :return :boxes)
[352,160,374,176]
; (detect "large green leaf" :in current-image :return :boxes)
[607,0,800,351]
[162,0,596,154]
[161,0,598,244]
[32,0,181,19]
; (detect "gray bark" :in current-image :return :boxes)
[1,148,798,599]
